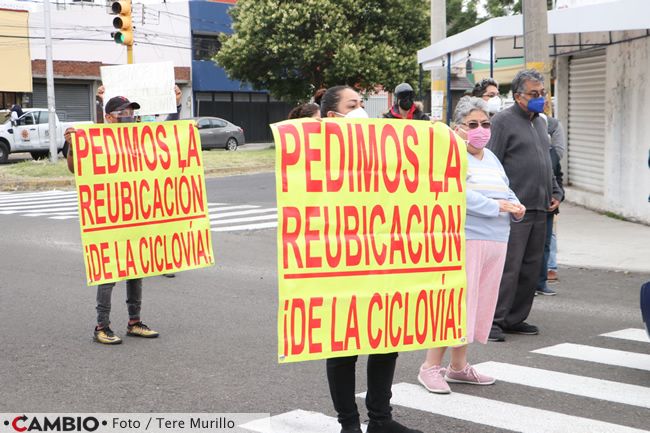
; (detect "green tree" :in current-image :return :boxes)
[215,0,429,103]
[448,0,554,37]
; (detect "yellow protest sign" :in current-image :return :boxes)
[72,120,214,285]
[273,118,467,363]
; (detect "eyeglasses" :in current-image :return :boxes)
[462,120,491,130]
[520,89,547,99]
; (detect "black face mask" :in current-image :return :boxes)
[397,92,414,111]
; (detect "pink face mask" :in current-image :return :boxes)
[467,126,491,149]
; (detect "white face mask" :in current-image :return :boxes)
[486,96,502,114]
[341,107,369,118]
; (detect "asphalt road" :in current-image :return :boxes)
[1,172,648,433]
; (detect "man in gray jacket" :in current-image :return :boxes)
[487,69,563,342]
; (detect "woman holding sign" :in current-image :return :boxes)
[417,96,525,394]
[320,86,423,433]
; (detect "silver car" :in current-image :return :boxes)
[192,116,245,151]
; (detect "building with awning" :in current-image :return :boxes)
[418,0,650,224]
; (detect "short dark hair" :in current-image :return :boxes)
[471,78,499,97]
[288,103,319,119]
[320,85,352,117]
[511,69,544,95]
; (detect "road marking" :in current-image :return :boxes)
[0,200,78,211]
[600,328,650,343]
[212,214,277,225]
[0,190,73,200]
[209,208,277,220]
[532,343,650,371]
[0,194,76,203]
[360,383,648,433]
[241,409,366,433]
[207,205,259,212]
[212,221,277,232]
[0,191,279,232]
[475,361,650,409]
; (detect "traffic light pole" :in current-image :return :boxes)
[127,45,133,64]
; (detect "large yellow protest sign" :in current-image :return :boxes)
[72,120,214,285]
[273,118,467,363]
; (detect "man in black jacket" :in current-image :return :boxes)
[486,69,563,342]
[383,83,430,121]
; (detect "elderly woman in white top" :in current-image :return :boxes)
[417,96,525,394]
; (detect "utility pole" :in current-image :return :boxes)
[522,0,551,86]
[44,0,58,162]
[430,0,447,122]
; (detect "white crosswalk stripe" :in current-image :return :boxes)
[237,328,650,433]
[474,361,650,409]
[601,328,650,343]
[0,190,278,232]
[368,383,648,433]
[241,410,367,433]
[532,343,650,371]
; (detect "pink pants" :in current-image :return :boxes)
[464,239,508,344]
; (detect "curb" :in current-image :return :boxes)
[0,168,275,192]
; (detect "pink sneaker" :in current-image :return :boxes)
[445,363,496,385]
[417,364,451,394]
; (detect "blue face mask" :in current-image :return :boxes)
[527,97,545,113]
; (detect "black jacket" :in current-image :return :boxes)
[383,104,430,121]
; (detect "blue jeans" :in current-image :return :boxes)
[536,213,554,290]
[548,230,557,270]
[96,279,142,328]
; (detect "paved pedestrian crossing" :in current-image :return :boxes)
[240,327,650,433]
[0,190,278,232]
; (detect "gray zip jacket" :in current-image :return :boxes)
[487,102,563,212]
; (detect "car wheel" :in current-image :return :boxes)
[31,151,49,160]
[226,137,238,151]
[0,141,9,164]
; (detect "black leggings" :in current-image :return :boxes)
[326,352,398,428]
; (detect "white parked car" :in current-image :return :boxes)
[0,108,91,163]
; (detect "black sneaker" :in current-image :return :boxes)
[505,322,539,335]
[340,426,362,433]
[367,419,423,433]
[488,325,505,342]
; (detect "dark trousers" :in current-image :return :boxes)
[326,352,398,429]
[493,210,547,329]
[96,278,142,328]
[536,212,555,289]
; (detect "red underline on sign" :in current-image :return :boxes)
[82,214,206,233]
[283,265,462,279]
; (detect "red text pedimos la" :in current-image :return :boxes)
[278,121,463,194]
[74,122,201,175]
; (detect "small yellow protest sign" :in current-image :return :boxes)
[72,120,214,285]
[273,118,468,363]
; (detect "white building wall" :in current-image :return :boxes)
[558,37,650,224]
[604,37,650,223]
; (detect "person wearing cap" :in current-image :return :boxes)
[383,83,430,121]
[66,95,159,345]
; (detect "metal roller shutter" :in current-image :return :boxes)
[32,82,91,121]
[567,51,606,193]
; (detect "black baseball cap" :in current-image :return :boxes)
[105,96,140,114]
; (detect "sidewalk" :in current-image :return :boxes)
[556,203,650,273]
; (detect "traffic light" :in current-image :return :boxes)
[110,0,133,46]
